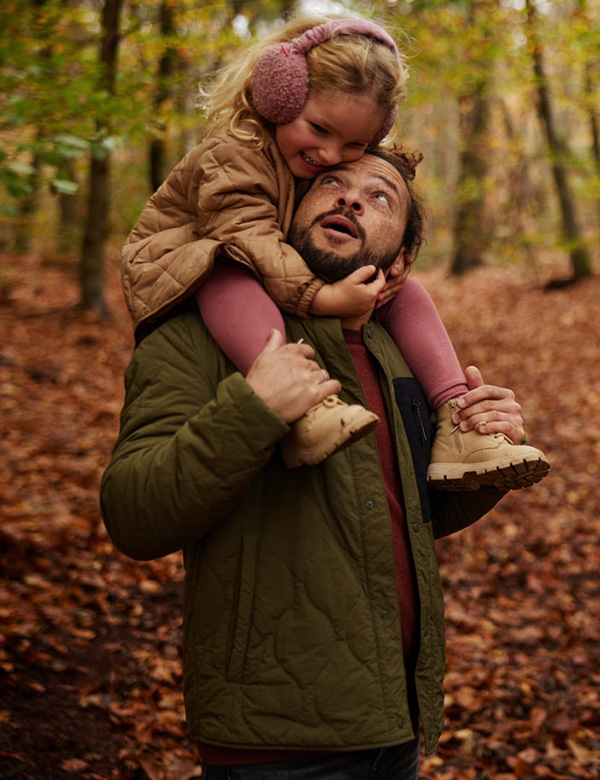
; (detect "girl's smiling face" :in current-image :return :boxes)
[275,91,387,180]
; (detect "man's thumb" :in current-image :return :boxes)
[465,365,484,390]
[262,329,284,353]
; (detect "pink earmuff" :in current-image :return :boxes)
[251,18,399,145]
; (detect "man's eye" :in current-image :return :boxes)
[374,192,391,204]
[321,176,340,186]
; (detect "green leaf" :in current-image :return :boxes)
[0,168,33,198]
[51,178,79,195]
[54,135,89,152]
[7,161,36,177]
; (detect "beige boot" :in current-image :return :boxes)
[427,398,550,491]
[281,395,379,469]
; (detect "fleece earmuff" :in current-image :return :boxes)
[251,18,399,145]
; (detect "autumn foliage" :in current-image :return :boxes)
[1,253,599,779]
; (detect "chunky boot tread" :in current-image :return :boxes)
[428,455,550,492]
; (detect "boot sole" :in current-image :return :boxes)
[283,415,379,469]
[427,456,550,492]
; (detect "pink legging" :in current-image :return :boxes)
[196,260,467,409]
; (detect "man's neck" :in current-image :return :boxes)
[340,312,372,331]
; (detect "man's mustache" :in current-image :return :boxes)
[309,208,366,242]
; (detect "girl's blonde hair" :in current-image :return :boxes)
[201,15,408,148]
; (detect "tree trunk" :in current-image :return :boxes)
[584,64,600,171]
[79,0,124,313]
[450,90,491,275]
[525,0,592,280]
[450,0,493,276]
[500,101,539,274]
[149,1,176,192]
[578,0,599,171]
[55,160,80,255]
[81,154,110,311]
[14,149,42,254]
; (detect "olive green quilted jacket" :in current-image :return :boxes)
[101,312,504,755]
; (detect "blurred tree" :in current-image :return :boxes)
[144,0,301,192]
[12,0,48,253]
[450,0,495,275]
[14,142,43,254]
[1,0,597,291]
[0,0,90,244]
[149,0,177,191]
[524,0,592,281]
[80,0,125,314]
[576,0,600,193]
[451,89,490,274]
[55,157,80,255]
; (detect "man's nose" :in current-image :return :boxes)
[335,190,364,214]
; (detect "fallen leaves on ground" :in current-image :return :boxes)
[0,252,598,779]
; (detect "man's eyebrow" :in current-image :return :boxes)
[324,165,400,197]
[321,164,351,176]
[374,174,400,197]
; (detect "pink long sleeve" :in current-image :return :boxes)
[376,278,468,409]
[196,260,286,376]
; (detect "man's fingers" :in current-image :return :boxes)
[320,378,342,397]
[365,268,386,292]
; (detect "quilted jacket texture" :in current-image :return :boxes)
[101,312,504,755]
[121,126,324,338]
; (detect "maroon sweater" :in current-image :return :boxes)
[198,330,420,765]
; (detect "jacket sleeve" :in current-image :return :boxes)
[122,138,325,333]
[100,315,289,561]
[122,228,228,334]
[195,138,325,317]
[429,487,507,539]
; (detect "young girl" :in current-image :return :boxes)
[122,15,549,489]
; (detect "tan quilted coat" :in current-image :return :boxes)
[122,126,325,337]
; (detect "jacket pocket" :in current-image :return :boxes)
[226,534,259,683]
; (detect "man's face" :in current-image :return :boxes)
[288,154,410,282]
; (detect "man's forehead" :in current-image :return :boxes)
[322,155,408,198]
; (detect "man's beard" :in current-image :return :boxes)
[288,208,402,283]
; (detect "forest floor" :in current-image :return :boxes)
[0,250,599,780]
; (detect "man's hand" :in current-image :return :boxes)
[452,365,526,445]
[246,330,341,423]
[309,266,386,318]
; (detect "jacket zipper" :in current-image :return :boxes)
[411,396,428,445]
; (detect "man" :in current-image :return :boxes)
[101,149,529,779]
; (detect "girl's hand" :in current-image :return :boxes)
[309,265,386,318]
[376,259,412,308]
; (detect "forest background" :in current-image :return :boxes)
[1,1,599,779]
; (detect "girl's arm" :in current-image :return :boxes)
[121,135,326,333]
[196,136,327,317]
